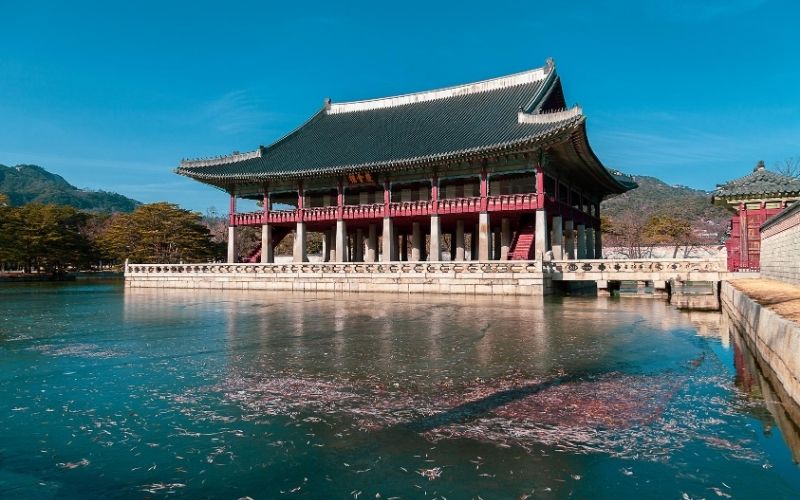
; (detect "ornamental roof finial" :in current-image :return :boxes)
[324,97,332,110]
[755,160,765,171]
[544,57,555,74]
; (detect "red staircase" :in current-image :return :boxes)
[508,223,535,260]
[245,227,291,262]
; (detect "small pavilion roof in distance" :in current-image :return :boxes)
[713,161,800,203]
[177,59,632,196]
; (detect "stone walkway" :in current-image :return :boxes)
[730,278,800,324]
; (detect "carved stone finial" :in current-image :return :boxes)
[755,160,765,171]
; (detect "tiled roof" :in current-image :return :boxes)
[714,161,800,198]
[177,60,630,195]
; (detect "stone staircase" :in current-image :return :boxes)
[509,223,535,260]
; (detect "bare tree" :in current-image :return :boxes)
[774,157,800,178]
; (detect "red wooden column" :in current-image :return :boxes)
[430,175,441,260]
[479,168,488,212]
[261,187,273,263]
[297,181,305,222]
[535,168,545,208]
[227,191,237,263]
[262,188,270,222]
[534,165,548,259]
[228,192,237,226]
[382,178,394,261]
[335,180,347,262]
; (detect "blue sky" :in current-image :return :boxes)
[1,0,798,213]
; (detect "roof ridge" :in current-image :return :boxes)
[180,149,262,168]
[517,105,583,124]
[327,59,554,115]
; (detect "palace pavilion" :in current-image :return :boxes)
[713,161,800,272]
[177,59,636,263]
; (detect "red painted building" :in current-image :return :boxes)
[178,59,635,263]
[712,161,800,271]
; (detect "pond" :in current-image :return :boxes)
[1,281,799,498]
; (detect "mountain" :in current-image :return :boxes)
[0,164,139,212]
[601,174,730,223]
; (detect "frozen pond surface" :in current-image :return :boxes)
[1,281,800,498]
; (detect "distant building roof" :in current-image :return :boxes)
[177,59,631,196]
[713,161,800,201]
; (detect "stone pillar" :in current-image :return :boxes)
[493,228,501,260]
[576,224,586,259]
[366,224,377,262]
[400,234,408,261]
[455,220,465,261]
[429,215,441,261]
[478,212,490,260]
[586,228,595,259]
[261,224,273,263]
[564,220,575,260]
[500,217,511,261]
[227,226,236,263]
[327,229,336,262]
[335,220,348,262]
[551,216,563,260]
[595,226,603,259]
[355,228,364,262]
[382,217,394,262]
[534,209,548,259]
[322,230,329,262]
[293,222,306,262]
[411,222,422,261]
[471,224,479,260]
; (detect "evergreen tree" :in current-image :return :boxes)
[99,202,222,263]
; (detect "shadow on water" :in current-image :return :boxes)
[400,374,585,433]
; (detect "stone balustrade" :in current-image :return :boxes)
[125,260,550,295]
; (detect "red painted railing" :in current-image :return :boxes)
[232,212,264,226]
[436,197,482,215]
[389,200,432,217]
[343,203,385,220]
[486,193,538,212]
[266,210,297,224]
[303,206,338,222]
[232,194,547,226]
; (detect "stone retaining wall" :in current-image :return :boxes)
[761,202,800,286]
[721,281,800,406]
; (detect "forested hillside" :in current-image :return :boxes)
[0,164,139,212]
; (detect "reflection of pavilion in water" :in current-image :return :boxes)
[125,288,727,381]
[722,308,800,462]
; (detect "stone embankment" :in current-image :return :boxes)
[722,279,800,405]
